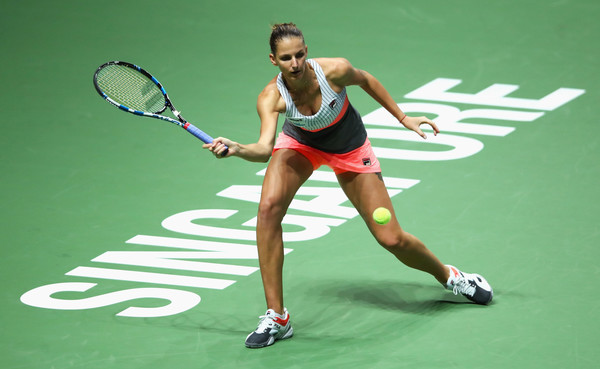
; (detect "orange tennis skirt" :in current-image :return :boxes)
[273,132,381,175]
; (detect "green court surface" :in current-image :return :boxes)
[2,0,599,368]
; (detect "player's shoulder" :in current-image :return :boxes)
[312,57,354,78]
[258,76,285,113]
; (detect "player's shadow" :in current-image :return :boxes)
[317,279,480,315]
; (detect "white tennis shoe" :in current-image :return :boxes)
[245,308,293,348]
[446,265,493,305]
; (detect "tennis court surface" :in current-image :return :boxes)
[2,1,599,368]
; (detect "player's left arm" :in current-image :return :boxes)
[330,58,439,139]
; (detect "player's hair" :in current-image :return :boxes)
[269,23,304,54]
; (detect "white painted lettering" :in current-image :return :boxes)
[256,169,421,190]
[65,267,235,289]
[404,78,585,110]
[92,252,258,276]
[217,185,358,218]
[20,77,585,318]
[363,102,544,137]
[367,129,484,161]
[126,234,267,257]
[20,282,201,317]
[160,209,344,242]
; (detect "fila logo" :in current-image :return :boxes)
[329,99,337,109]
[362,158,372,166]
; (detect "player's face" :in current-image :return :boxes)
[270,37,308,80]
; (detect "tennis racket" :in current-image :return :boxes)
[93,61,228,156]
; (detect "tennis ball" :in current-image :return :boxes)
[372,207,391,225]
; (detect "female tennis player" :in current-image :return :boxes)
[204,23,493,348]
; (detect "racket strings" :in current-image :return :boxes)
[96,65,166,113]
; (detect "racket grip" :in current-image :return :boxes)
[183,123,229,157]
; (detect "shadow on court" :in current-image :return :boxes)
[316,279,486,314]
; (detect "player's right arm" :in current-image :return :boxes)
[203,78,283,162]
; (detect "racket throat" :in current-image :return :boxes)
[172,109,185,121]
[177,113,190,126]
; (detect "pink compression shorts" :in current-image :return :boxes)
[273,132,381,175]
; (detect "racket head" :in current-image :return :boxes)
[93,61,168,114]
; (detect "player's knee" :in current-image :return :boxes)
[377,231,410,253]
[257,196,286,223]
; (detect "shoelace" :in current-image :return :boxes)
[453,277,476,297]
[255,314,275,332]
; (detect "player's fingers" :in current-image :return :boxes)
[427,119,440,135]
[209,138,225,151]
[214,143,226,157]
[215,142,231,158]
[418,117,438,137]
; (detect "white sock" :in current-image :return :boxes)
[445,265,462,289]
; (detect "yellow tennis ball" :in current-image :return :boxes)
[373,207,391,225]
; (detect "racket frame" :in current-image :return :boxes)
[93,61,225,151]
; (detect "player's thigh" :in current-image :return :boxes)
[260,149,314,210]
[337,171,403,236]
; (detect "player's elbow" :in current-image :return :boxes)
[257,153,271,163]
[257,142,274,162]
[357,69,373,88]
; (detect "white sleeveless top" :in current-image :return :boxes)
[276,59,349,132]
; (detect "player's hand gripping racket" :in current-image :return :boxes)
[93,61,228,156]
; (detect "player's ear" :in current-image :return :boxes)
[269,53,277,66]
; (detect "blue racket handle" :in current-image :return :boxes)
[183,123,229,157]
